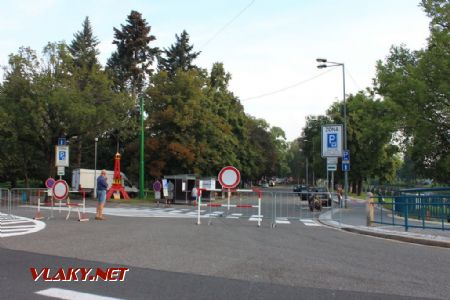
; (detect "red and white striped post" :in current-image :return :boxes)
[34,190,44,220]
[79,190,89,222]
[253,188,262,227]
[196,188,206,225]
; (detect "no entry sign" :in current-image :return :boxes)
[218,166,241,189]
[52,180,69,200]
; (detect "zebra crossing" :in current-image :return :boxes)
[23,206,323,227]
[0,213,46,237]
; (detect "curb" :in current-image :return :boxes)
[339,226,450,249]
[319,210,450,249]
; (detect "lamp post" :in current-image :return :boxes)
[316,58,348,208]
[139,94,145,199]
[302,138,309,186]
[94,137,98,198]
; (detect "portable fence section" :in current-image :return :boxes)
[196,188,262,226]
[8,188,89,221]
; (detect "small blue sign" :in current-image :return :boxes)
[342,162,350,172]
[343,150,350,162]
[59,151,66,161]
[58,138,66,145]
[327,133,338,148]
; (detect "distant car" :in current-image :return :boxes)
[261,182,269,188]
[293,185,310,200]
[269,180,276,187]
[309,186,332,207]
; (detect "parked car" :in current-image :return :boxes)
[293,185,310,200]
[309,186,332,207]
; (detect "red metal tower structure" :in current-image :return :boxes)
[106,152,130,200]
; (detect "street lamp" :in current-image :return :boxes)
[94,137,98,198]
[316,58,348,208]
[302,138,309,186]
[139,94,145,199]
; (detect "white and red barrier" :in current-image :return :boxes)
[196,188,262,227]
[32,188,89,222]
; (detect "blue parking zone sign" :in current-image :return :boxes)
[55,145,69,167]
[322,124,343,157]
[59,151,66,161]
[327,133,338,148]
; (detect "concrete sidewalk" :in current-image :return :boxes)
[319,199,450,248]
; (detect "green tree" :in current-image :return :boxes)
[158,30,201,77]
[107,10,158,96]
[375,0,449,183]
[68,16,99,71]
[0,41,133,185]
[327,93,398,194]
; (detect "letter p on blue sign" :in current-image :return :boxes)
[327,133,337,148]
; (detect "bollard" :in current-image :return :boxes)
[366,192,374,226]
[252,188,262,228]
[34,190,44,220]
[79,191,89,222]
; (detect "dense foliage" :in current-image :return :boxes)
[0,11,288,187]
[0,1,448,189]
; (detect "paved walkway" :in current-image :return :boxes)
[319,198,450,248]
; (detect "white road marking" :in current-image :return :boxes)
[275,218,291,224]
[226,213,242,219]
[249,214,263,221]
[19,206,324,226]
[0,213,46,237]
[300,219,321,226]
[35,288,125,300]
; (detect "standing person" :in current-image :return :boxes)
[191,185,198,204]
[96,169,108,220]
[167,180,174,206]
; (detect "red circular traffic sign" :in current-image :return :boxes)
[52,180,69,200]
[218,166,241,189]
[45,177,55,188]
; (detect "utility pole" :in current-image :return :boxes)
[139,95,145,199]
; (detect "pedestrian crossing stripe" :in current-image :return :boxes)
[249,215,263,221]
[275,218,291,224]
[300,219,321,226]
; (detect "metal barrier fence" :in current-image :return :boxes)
[195,189,337,227]
[371,195,450,231]
[5,188,88,220]
[2,186,338,226]
[0,188,12,216]
[196,188,263,226]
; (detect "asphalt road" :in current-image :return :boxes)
[1,204,450,299]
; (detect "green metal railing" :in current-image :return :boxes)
[371,194,450,231]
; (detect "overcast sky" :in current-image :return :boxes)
[0,0,430,141]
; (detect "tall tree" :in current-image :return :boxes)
[327,93,398,194]
[158,30,201,77]
[106,10,158,97]
[375,0,449,183]
[68,16,100,71]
